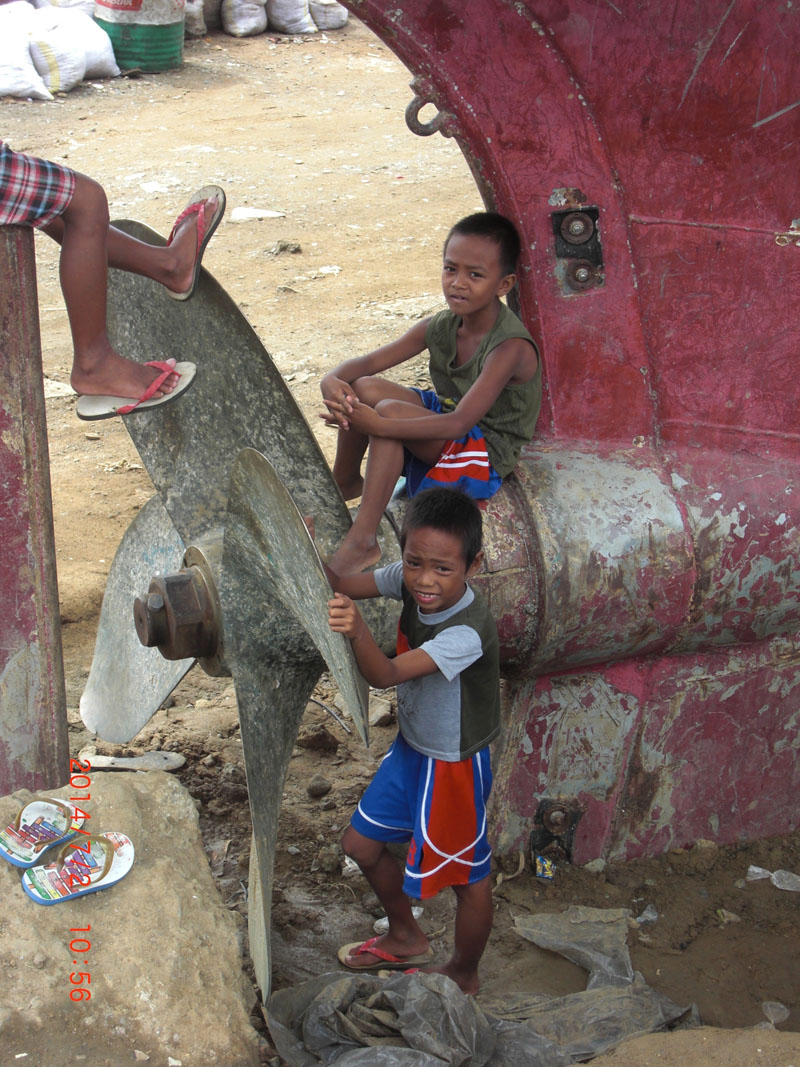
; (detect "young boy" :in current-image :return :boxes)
[321,211,540,574]
[327,487,500,996]
[0,140,224,418]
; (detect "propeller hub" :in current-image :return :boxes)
[134,563,220,663]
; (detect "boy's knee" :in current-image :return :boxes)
[352,375,382,403]
[341,824,361,859]
[68,174,109,226]
[374,397,405,418]
[341,825,378,867]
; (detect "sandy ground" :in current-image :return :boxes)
[3,15,800,1065]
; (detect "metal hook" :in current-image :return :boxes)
[404,77,456,138]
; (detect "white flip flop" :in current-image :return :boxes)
[75,360,196,421]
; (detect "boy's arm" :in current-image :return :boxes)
[321,319,430,415]
[343,336,537,442]
[329,594,439,688]
[323,564,380,601]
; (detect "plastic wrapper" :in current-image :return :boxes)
[267,907,690,1066]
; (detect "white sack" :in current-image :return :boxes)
[221,0,265,36]
[80,13,120,76]
[308,0,346,30]
[32,0,96,19]
[0,1,53,100]
[31,7,119,86]
[184,0,206,36]
[266,0,315,34]
[30,6,87,91]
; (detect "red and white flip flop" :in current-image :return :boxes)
[167,184,226,302]
[75,359,196,421]
[337,936,434,971]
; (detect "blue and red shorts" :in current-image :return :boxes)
[0,141,76,229]
[403,389,503,500]
[350,732,493,900]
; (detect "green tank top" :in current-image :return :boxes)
[424,302,541,477]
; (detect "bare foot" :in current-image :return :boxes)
[71,351,179,399]
[411,963,479,996]
[163,196,220,297]
[327,534,381,575]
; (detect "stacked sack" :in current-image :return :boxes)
[211,0,348,40]
[0,0,120,99]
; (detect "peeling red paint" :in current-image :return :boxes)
[0,227,69,794]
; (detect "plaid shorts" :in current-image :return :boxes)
[0,141,76,229]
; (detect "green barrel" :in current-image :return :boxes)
[95,16,184,71]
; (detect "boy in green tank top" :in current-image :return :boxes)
[321,211,541,575]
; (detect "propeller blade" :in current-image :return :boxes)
[220,450,331,1000]
[105,220,351,556]
[231,448,369,739]
[80,494,193,742]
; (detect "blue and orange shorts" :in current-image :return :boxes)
[402,389,503,500]
[0,142,76,229]
[350,732,493,900]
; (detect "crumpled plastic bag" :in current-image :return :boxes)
[512,905,634,989]
[481,978,687,1062]
[268,971,497,1066]
[267,961,689,1066]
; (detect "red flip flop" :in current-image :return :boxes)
[168,184,226,302]
[75,360,196,421]
[337,936,433,971]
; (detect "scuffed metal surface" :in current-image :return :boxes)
[79,495,192,742]
[513,448,694,670]
[492,639,800,861]
[609,641,800,859]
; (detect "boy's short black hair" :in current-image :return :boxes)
[400,488,483,567]
[444,211,521,277]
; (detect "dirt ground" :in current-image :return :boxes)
[3,14,800,1065]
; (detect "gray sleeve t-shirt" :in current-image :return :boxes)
[373,562,500,761]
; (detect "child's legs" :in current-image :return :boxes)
[330,393,447,573]
[54,172,112,363]
[44,194,220,296]
[340,738,429,960]
[331,379,423,500]
[404,747,494,994]
[445,876,493,991]
[341,826,425,947]
[53,173,177,398]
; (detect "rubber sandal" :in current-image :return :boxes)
[337,936,434,971]
[21,832,134,905]
[0,799,84,869]
[75,360,196,421]
[167,184,226,302]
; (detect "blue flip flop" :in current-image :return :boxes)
[22,832,134,905]
[0,798,84,869]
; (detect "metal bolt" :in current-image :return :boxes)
[565,258,599,291]
[560,211,594,245]
[543,806,569,834]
